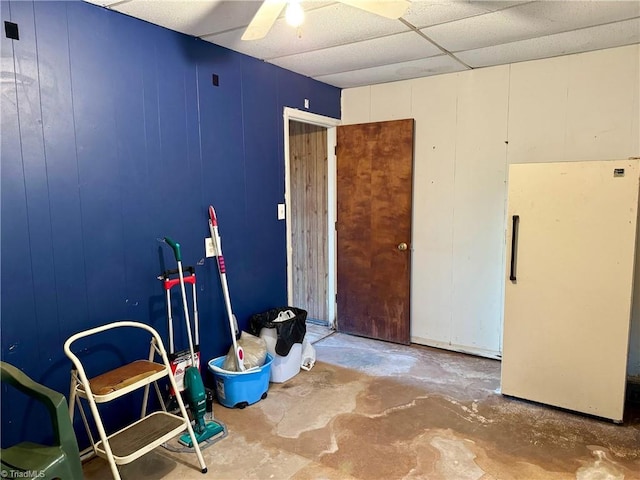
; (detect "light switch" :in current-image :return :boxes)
[278,203,286,220]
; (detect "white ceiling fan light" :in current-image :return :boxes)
[285,0,305,27]
[241,0,411,41]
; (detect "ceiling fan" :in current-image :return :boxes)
[241,0,411,41]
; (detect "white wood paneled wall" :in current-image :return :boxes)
[341,44,640,369]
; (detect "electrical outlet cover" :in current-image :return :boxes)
[205,237,216,257]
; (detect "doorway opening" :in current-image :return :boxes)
[283,108,340,328]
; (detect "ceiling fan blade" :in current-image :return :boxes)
[338,0,410,19]
[242,0,287,41]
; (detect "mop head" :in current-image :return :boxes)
[178,421,225,448]
[222,332,267,371]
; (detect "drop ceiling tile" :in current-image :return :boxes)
[270,31,442,77]
[403,0,528,29]
[315,54,468,88]
[84,0,640,88]
[203,2,409,60]
[421,0,640,52]
[112,0,260,37]
[456,18,640,68]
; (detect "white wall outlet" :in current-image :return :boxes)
[205,237,215,257]
[278,203,286,220]
[304,98,309,109]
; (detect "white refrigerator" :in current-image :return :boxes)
[502,159,640,422]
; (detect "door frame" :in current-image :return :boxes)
[283,107,341,327]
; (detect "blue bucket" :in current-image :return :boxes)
[207,353,273,408]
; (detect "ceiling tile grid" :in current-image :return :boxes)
[420,0,640,53]
[270,30,443,76]
[402,0,529,29]
[315,53,468,88]
[457,17,640,68]
[83,0,640,88]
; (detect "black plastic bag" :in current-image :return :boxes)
[248,307,307,356]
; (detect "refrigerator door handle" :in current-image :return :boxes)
[510,215,519,282]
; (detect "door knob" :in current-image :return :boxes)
[397,242,408,251]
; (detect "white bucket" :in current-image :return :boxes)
[259,327,302,383]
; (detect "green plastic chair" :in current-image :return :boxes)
[0,361,83,480]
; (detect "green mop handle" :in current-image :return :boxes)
[164,236,197,366]
[164,237,182,262]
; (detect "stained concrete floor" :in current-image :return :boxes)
[84,330,640,479]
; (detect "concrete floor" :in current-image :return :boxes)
[84,330,640,479]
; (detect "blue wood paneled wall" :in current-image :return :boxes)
[0,0,340,448]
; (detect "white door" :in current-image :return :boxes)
[502,159,640,422]
[283,108,340,327]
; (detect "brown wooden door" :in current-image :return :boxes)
[336,119,414,344]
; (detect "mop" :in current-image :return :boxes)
[161,237,225,448]
[159,265,200,402]
[208,206,246,372]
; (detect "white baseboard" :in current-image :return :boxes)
[411,336,502,360]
